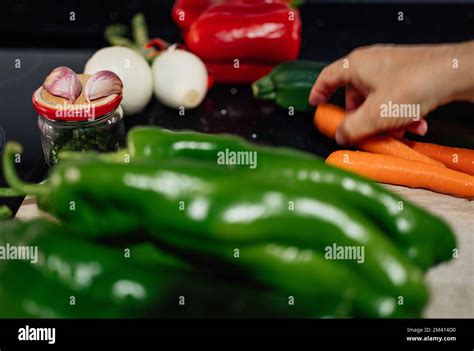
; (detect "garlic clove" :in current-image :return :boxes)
[42,66,82,103]
[84,70,123,102]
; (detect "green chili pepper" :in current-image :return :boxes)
[3,156,428,317]
[136,127,457,268]
[59,127,454,270]
[3,137,456,317]
[0,219,325,318]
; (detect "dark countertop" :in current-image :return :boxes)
[1,2,473,212]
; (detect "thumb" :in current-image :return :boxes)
[335,94,382,145]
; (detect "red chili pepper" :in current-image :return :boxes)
[185,2,301,64]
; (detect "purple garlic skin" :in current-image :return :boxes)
[84,70,123,102]
[42,66,82,103]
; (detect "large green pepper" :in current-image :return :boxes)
[3,139,455,317]
[60,127,454,270]
[0,219,322,318]
[252,60,345,112]
[12,157,429,317]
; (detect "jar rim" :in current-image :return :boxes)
[32,87,122,122]
[38,108,121,126]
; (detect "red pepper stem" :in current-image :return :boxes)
[2,142,49,197]
[143,38,186,62]
[145,38,171,51]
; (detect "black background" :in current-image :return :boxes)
[0,0,473,213]
[0,318,472,348]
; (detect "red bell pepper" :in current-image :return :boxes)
[205,62,274,84]
[172,0,212,33]
[172,0,301,33]
[186,2,301,63]
[177,1,301,83]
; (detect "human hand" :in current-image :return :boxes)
[309,42,474,145]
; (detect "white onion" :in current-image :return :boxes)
[152,47,208,109]
[84,46,153,116]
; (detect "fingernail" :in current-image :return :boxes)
[309,93,323,107]
[419,121,428,136]
[335,130,348,146]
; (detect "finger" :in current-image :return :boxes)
[345,85,366,112]
[389,129,406,139]
[309,58,351,106]
[335,94,382,145]
[405,119,428,136]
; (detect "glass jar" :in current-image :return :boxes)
[33,87,124,165]
[38,107,124,164]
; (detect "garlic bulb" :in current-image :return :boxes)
[42,66,82,103]
[84,70,123,102]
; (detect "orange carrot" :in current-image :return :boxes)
[314,103,345,139]
[357,136,445,167]
[404,139,474,176]
[326,150,474,198]
[314,103,445,167]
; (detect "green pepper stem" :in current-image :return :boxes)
[0,205,12,219]
[59,149,128,163]
[0,187,23,197]
[2,142,49,197]
[251,76,276,100]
